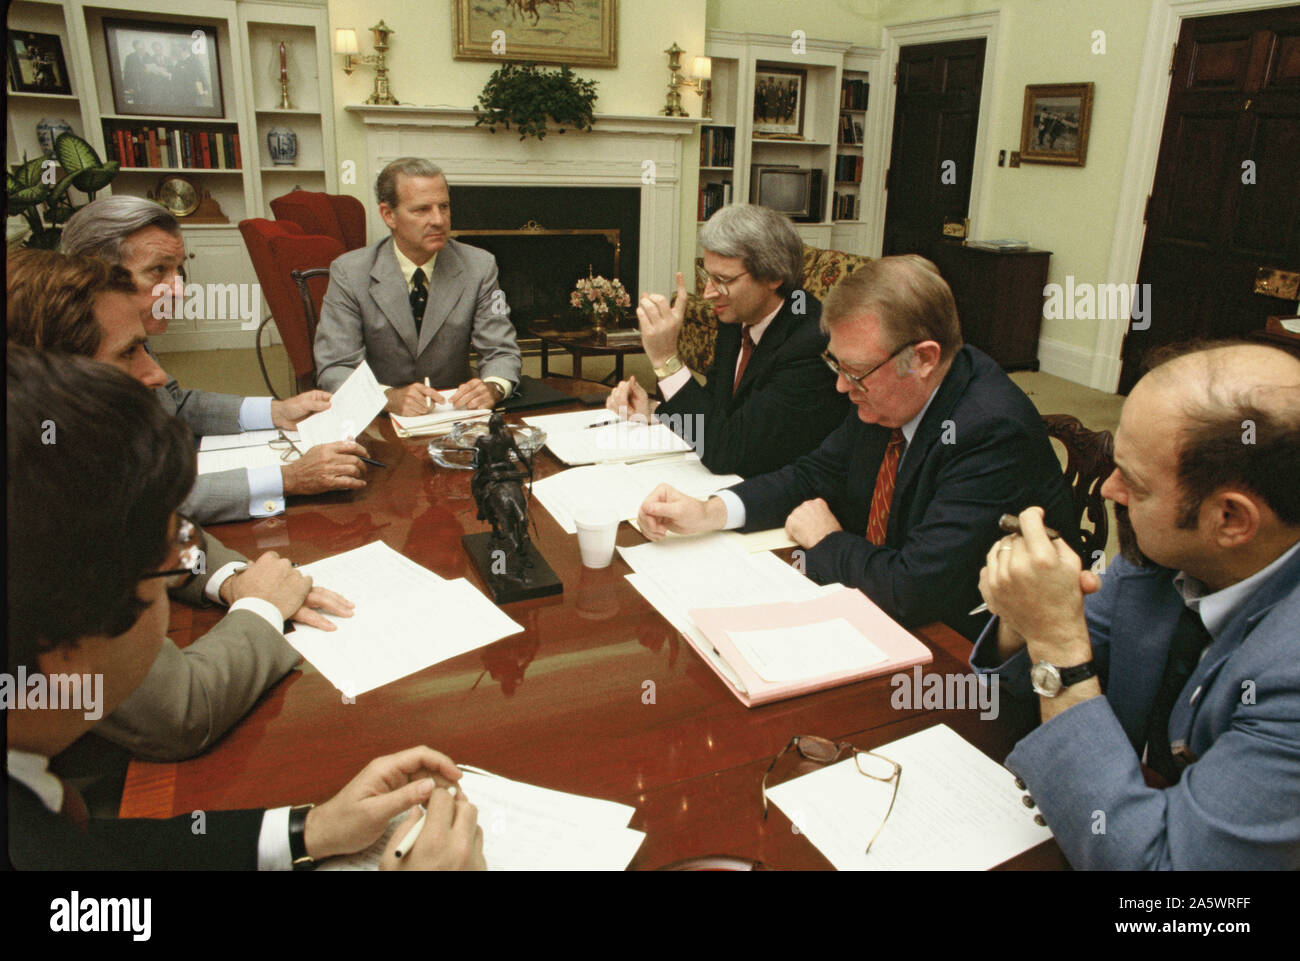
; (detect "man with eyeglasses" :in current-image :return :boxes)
[605,204,847,477]
[7,346,484,870]
[7,249,355,762]
[638,255,1075,640]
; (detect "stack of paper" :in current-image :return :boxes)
[523,409,693,465]
[766,724,1054,870]
[286,541,523,697]
[196,429,300,475]
[319,767,646,871]
[532,453,742,534]
[391,389,491,437]
[296,361,388,450]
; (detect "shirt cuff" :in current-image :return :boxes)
[230,597,287,634]
[714,489,746,530]
[239,397,275,431]
[204,561,247,604]
[258,807,293,871]
[657,367,692,401]
[483,376,513,400]
[248,465,286,517]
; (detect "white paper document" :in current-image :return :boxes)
[728,618,888,683]
[524,410,692,465]
[318,767,645,871]
[286,541,523,696]
[391,390,492,437]
[198,428,299,452]
[766,724,1054,871]
[296,361,388,451]
[196,443,297,475]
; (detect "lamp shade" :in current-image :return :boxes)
[334,28,359,55]
[691,57,712,80]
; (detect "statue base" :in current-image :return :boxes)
[461,532,563,604]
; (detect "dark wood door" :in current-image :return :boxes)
[882,39,986,261]
[1119,6,1300,393]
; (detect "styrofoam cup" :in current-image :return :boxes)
[574,509,619,568]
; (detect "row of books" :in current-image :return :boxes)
[831,191,859,221]
[103,123,242,171]
[838,114,864,145]
[698,180,733,221]
[700,126,735,167]
[834,154,864,183]
[840,77,870,110]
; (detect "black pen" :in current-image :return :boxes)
[968,514,1063,616]
[582,417,620,430]
[358,454,387,468]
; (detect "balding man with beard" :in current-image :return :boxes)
[973,341,1300,870]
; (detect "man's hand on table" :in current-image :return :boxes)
[271,390,332,429]
[637,272,688,369]
[637,485,727,540]
[303,746,485,870]
[385,383,446,415]
[785,498,842,549]
[220,553,355,630]
[448,378,502,411]
[281,440,369,495]
[606,375,658,422]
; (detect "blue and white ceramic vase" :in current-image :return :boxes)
[267,126,298,166]
[36,117,73,157]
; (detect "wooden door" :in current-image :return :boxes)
[1119,6,1300,393]
[882,39,986,261]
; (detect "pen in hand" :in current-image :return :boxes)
[424,376,433,412]
[393,783,459,860]
[968,513,1063,616]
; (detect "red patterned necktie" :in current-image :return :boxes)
[865,429,905,545]
[733,327,756,395]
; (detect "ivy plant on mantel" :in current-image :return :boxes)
[473,62,598,141]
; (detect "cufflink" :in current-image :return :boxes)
[264,500,277,512]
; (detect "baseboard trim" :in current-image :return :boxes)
[1035,337,1095,387]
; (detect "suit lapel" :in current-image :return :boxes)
[369,238,419,358]
[418,241,467,356]
[1110,571,1185,751]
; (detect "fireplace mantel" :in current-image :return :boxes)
[348,106,703,296]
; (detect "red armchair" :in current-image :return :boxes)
[269,190,367,252]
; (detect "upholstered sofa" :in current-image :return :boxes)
[677,243,872,371]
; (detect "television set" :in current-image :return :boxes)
[751,165,814,220]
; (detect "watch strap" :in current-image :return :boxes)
[1057,661,1098,687]
[289,803,316,871]
[653,355,683,378]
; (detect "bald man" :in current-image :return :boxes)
[973,342,1300,869]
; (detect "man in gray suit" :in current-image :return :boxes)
[61,197,370,525]
[314,158,522,415]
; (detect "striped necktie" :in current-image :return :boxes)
[865,429,905,545]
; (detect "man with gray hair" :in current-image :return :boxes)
[606,203,846,476]
[638,254,1075,641]
[61,196,370,525]
[314,158,521,414]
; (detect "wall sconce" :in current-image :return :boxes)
[659,43,711,117]
[335,21,397,106]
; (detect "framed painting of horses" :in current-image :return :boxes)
[454,0,617,67]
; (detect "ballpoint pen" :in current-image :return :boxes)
[968,514,1063,616]
[424,376,433,412]
[393,783,459,860]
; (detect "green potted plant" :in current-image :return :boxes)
[473,61,598,141]
[6,131,119,249]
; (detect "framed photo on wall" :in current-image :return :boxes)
[753,66,805,138]
[103,19,224,118]
[7,31,72,95]
[1019,82,1094,166]
[454,0,618,68]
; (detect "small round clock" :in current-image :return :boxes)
[157,176,200,217]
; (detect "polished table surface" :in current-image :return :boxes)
[120,380,1066,870]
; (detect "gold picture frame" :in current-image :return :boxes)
[1019,82,1093,166]
[454,0,618,68]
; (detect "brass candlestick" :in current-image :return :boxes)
[340,20,397,106]
[278,41,291,109]
[659,43,710,118]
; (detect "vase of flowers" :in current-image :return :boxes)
[569,270,631,335]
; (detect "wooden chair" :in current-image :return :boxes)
[1042,413,1115,561]
[289,266,332,388]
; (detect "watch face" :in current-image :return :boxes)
[158,177,199,217]
[1030,662,1062,697]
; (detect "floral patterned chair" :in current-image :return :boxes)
[676,243,872,372]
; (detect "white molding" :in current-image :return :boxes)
[344,106,702,137]
[1035,336,1096,386]
[874,11,1001,259]
[1096,0,1299,393]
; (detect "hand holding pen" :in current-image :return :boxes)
[969,513,1062,615]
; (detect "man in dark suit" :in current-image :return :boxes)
[974,343,1300,868]
[638,255,1075,640]
[606,204,847,477]
[6,347,484,870]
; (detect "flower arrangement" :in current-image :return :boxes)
[569,272,631,331]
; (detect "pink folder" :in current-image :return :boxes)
[687,588,934,707]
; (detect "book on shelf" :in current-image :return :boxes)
[103,121,241,171]
[698,180,732,221]
[840,77,870,110]
[699,126,735,167]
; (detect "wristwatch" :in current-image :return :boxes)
[289,803,317,871]
[1030,660,1097,697]
[653,355,683,378]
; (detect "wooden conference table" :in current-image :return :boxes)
[120,379,1066,870]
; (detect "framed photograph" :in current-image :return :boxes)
[454,0,617,68]
[753,66,805,138]
[103,19,224,118]
[7,31,72,95]
[1020,82,1094,166]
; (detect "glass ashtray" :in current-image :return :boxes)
[427,423,546,471]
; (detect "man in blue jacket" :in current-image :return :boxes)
[974,341,1300,869]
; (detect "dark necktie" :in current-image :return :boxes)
[1145,604,1213,784]
[865,429,905,545]
[732,327,756,395]
[410,267,428,335]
